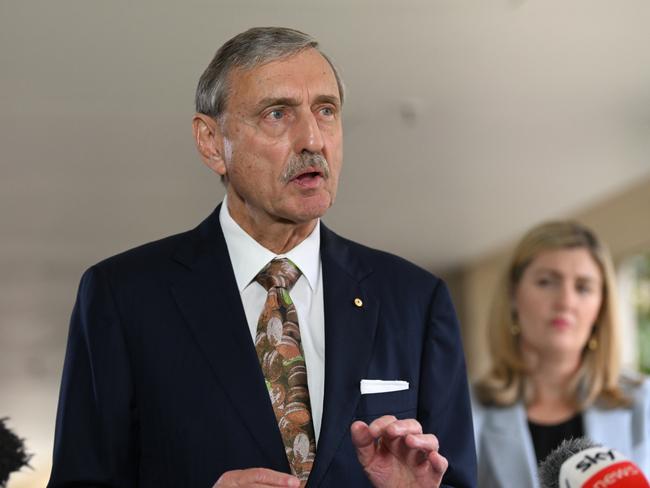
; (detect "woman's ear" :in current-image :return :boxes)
[192,113,227,177]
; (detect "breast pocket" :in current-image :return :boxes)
[355,389,417,422]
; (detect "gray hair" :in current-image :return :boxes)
[195,27,345,118]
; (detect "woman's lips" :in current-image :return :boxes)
[550,317,570,329]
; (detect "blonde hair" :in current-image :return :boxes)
[475,220,630,409]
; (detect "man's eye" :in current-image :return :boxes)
[267,110,284,120]
[320,106,334,117]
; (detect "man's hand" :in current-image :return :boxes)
[213,468,300,487]
[350,416,448,488]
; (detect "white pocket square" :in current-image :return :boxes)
[360,379,409,395]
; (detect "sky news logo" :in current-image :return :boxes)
[560,447,650,487]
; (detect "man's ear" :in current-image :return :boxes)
[192,113,227,176]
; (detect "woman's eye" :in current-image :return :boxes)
[577,283,594,294]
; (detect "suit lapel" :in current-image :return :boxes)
[169,206,288,471]
[585,405,632,454]
[480,403,539,487]
[308,225,379,487]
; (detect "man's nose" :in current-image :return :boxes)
[293,111,325,154]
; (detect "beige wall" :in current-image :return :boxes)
[453,176,650,380]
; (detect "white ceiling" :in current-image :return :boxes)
[2,0,650,272]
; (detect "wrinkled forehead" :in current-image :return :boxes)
[224,49,341,110]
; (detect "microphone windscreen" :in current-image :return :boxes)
[540,438,599,488]
[539,437,650,488]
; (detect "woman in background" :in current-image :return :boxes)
[472,221,650,487]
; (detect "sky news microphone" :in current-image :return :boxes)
[539,437,649,488]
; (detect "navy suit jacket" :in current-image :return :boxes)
[48,206,477,487]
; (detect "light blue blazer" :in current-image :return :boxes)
[472,378,650,488]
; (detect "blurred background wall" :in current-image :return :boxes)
[1,1,649,486]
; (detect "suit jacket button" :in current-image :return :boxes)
[353,297,363,308]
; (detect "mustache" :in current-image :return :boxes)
[280,151,330,183]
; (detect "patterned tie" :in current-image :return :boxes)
[255,258,316,485]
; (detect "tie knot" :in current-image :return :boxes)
[255,258,301,291]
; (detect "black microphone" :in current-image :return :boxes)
[539,437,649,488]
[0,417,31,486]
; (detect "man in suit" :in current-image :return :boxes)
[48,27,476,487]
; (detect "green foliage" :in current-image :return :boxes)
[639,317,650,374]
[633,254,650,374]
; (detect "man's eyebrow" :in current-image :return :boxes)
[253,94,341,113]
[313,94,341,107]
[254,97,301,112]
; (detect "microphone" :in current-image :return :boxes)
[539,438,649,488]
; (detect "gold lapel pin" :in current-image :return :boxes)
[353,297,363,308]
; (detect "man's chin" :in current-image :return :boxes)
[285,198,332,225]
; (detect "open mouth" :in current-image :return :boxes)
[292,168,325,184]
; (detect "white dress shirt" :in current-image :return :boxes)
[219,197,326,442]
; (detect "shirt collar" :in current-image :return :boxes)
[219,195,321,292]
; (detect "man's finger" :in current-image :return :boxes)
[399,433,440,467]
[365,415,399,438]
[350,420,378,467]
[364,417,427,465]
[429,451,449,479]
[373,418,423,440]
[404,433,439,453]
